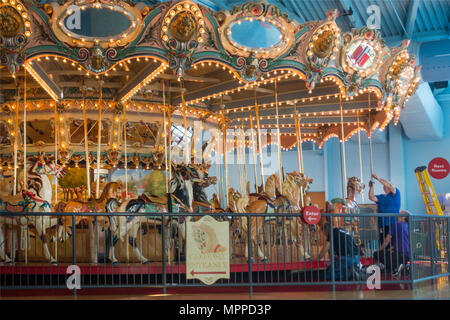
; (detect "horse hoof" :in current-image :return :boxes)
[5,260,13,265]
[112,261,120,265]
[261,258,268,263]
[142,260,150,265]
[50,261,58,266]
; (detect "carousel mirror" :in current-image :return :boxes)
[61,7,132,39]
[69,119,110,145]
[19,120,54,144]
[229,19,284,50]
[51,0,143,48]
[125,121,159,147]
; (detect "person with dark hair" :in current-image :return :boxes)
[318,222,362,281]
[368,173,401,250]
[373,212,410,276]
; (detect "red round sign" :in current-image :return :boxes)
[302,205,321,225]
[428,157,449,179]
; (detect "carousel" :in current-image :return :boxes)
[0,0,420,276]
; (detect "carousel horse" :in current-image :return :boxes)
[229,172,315,262]
[0,155,67,264]
[104,197,177,264]
[328,177,365,244]
[55,181,123,264]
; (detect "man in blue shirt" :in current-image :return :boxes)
[368,173,401,250]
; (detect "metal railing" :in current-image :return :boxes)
[0,212,449,295]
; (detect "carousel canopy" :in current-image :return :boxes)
[0,0,433,165]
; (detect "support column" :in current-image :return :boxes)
[388,122,406,209]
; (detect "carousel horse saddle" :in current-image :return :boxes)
[2,201,29,213]
[140,193,168,205]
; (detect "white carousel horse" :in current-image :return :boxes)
[104,198,151,264]
[0,156,67,265]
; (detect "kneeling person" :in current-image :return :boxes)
[319,224,361,281]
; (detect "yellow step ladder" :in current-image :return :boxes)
[415,166,445,259]
[414,166,443,216]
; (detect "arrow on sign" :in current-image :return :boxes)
[190,270,226,276]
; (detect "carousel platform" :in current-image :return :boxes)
[0,258,377,275]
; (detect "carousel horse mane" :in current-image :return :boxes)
[263,174,280,199]
[105,198,120,213]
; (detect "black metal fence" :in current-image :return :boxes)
[0,212,449,295]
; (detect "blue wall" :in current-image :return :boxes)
[403,104,450,213]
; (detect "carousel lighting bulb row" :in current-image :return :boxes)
[224,82,381,114]
[229,122,364,130]
[121,63,169,103]
[229,105,382,122]
[24,64,59,101]
[183,70,298,106]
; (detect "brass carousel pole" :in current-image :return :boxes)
[236,124,244,194]
[357,110,364,202]
[82,83,91,199]
[241,120,248,195]
[23,69,27,194]
[274,80,283,189]
[254,89,265,192]
[96,79,103,199]
[294,108,305,208]
[13,92,19,196]
[339,94,347,198]
[249,113,258,192]
[123,104,128,200]
[216,121,222,206]
[179,80,188,164]
[220,96,229,206]
[294,108,304,173]
[23,68,28,264]
[368,94,374,177]
[162,77,169,193]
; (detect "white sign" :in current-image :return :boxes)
[186,215,230,285]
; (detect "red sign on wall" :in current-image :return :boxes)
[302,206,321,225]
[428,157,450,179]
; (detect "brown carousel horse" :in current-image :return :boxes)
[55,181,123,264]
[328,177,365,244]
[228,172,316,262]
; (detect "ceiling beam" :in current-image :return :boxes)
[405,0,420,39]
[116,63,160,101]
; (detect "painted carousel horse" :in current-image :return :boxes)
[0,155,67,264]
[55,181,123,264]
[190,164,219,214]
[328,177,365,244]
[229,172,316,262]
[103,187,186,265]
